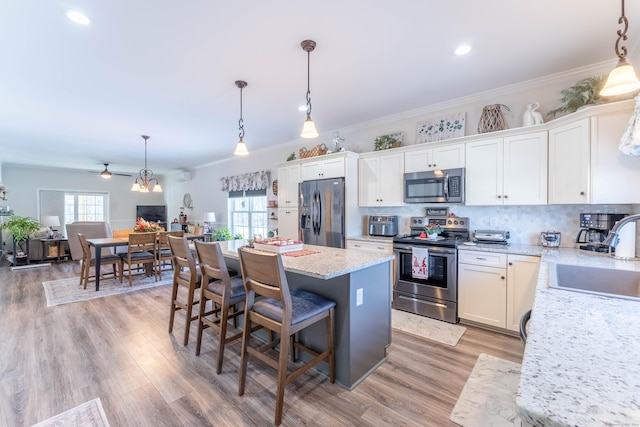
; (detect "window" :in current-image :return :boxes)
[228,190,267,239]
[64,192,109,224]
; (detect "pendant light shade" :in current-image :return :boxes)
[234,80,249,156]
[601,0,640,97]
[300,39,319,138]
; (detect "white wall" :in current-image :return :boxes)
[3,165,165,232]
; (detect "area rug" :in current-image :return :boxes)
[392,309,466,346]
[32,397,110,427]
[450,353,523,427]
[43,275,172,307]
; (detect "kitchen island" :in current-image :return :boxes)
[218,240,394,390]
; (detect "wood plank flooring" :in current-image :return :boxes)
[0,259,523,426]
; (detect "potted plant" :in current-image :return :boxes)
[211,227,243,241]
[374,134,401,151]
[0,215,41,242]
[420,223,442,240]
[546,76,608,119]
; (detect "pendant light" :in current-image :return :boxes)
[601,0,640,97]
[300,39,319,138]
[234,80,249,156]
[131,135,162,192]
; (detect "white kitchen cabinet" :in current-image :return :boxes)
[358,152,404,207]
[458,258,507,329]
[277,164,300,207]
[548,118,590,204]
[277,207,299,240]
[459,250,539,332]
[591,108,640,204]
[506,254,540,332]
[404,143,465,173]
[300,156,345,181]
[465,132,547,206]
[345,239,393,254]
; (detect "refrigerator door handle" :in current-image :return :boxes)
[316,190,322,237]
[312,190,319,236]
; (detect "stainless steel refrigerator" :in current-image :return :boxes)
[299,177,345,248]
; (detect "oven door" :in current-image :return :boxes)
[393,244,457,302]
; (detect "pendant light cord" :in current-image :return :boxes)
[306,49,312,119]
[615,0,629,59]
[238,85,245,140]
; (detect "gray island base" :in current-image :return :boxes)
[219,240,394,390]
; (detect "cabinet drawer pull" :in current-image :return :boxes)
[475,257,487,260]
[377,246,384,250]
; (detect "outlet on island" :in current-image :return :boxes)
[356,288,363,306]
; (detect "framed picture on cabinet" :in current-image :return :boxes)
[417,112,465,143]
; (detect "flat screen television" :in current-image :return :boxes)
[136,205,167,223]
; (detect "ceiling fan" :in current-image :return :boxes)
[90,163,132,179]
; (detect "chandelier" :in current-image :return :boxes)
[600,0,640,96]
[131,135,162,192]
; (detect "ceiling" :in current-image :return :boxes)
[1,0,638,176]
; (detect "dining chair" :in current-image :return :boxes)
[119,232,158,286]
[78,233,123,289]
[157,230,184,277]
[237,247,336,426]
[193,240,251,373]
[167,235,201,346]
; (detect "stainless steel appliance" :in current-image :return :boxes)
[576,213,628,253]
[473,230,510,245]
[540,231,561,248]
[368,215,398,237]
[299,177,345,248]
[403,168,465,204]
[393,216,470,323]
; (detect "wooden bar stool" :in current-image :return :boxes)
[157,230,184,277]
[167,235,201,346]
[193,241,249,373]
[237,247,336,426]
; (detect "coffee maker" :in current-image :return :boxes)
[575,213,627,253]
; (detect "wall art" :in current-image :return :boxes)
[416,112,465,143]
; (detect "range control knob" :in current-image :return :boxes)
[459,220,465,225]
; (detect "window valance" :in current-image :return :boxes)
[220,170,270,192]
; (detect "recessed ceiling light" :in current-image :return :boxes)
[454,45,471,56]
[298,105,307,111]
[65,10,91,25]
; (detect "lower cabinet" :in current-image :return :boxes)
[458,250,539,332]
[277,208,299,241]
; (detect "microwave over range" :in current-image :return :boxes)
[403,168,465,204]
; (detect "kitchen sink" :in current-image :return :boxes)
[547,263,640,301]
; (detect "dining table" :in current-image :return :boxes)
[86,233,205,291]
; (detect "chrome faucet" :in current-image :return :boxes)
[602,214,640,247]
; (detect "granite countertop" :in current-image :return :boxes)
[218,239,394,280]
[514,248,640,427]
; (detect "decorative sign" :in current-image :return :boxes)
[417,112,465,143]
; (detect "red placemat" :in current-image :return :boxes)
[282,249,320,257]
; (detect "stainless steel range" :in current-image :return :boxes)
[393,216,469,323]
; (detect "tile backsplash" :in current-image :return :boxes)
[363,204,638,250]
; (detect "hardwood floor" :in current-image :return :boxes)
[0,259,524,426]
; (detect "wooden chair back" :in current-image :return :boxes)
[194,240,232,284]
[167,235,196,272]
[78,233,91,264]
[237,247,292,323]
[113,229,134,239]
[127,231,157,253]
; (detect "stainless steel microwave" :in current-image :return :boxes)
[403,168,465,204]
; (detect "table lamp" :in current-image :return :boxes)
[42,215,60,238]
[204,212,216,233]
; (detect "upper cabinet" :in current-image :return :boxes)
[590,108,640,204]
[548,118,590,204]
[404,143,465,173]
[358,151,404,207]
[300,156,345,181]
[465,131,547,206]
[277,164,300,207]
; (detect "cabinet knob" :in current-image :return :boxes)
[433,164,436,167]
[580,191,585,196]
[428,164,432,167]
[508,262,513,266]
[501,276,505,280]
[497,195,502,199]
[504,195,508,199]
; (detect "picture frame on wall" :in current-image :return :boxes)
[416,112,465,143]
